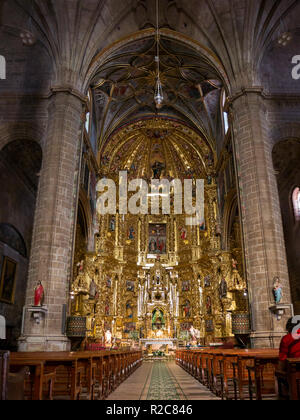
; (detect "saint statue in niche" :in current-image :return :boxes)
[206,296,212,315]
[126,301,133,319]
[128,227,135,240]
[106,275,112,288]
[180,227,187,240]
[204,276,211,287]
[155,270,160,285]
[219,278,228,299]
[109,216,116,232]
[182,281,190,292]
[126,281,135,292]
[89,279,98,300]
[232,258,238,270]
[151,161,165,179]
[183,300,191,318]
[152,309,164,330]
[76,259,84,276]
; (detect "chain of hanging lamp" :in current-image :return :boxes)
[154,0,164,109]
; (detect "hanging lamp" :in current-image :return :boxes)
[154,0,164,109]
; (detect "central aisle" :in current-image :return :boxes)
[106,361,220,401]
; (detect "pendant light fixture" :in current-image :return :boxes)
[154,0,164,109]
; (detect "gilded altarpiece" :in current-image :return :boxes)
[70,119,249,346]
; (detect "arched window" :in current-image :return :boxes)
[292,187,300,221]
[85,89,92,133]
[221,89,229,135]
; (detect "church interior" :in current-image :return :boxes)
[0,0,300,401]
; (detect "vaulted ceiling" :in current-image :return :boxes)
[1,0,300,153]
[91,34,223,146]
[2,0,300,92]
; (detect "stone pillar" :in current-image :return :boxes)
[230,90,293,348]
[19,89,86,351]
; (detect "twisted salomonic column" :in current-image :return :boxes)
[19,89,86,351]
[229,90,293,348]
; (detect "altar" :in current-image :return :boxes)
[140,338,178,352]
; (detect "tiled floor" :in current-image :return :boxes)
[106,360,220,401]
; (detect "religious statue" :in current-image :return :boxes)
[128,227,135,240]
[151,161,165,179]
[126,301,133,319]
[183,300,191,318]
[105,329,112,346]
[182,281,190,292]
[273,277,283,304]
[204,276,211,287]
[126,281,135,292]
[106,275,112,288]
[34,281,44,307]
[189,326,200,341]
[155,269,161,285]
[206,296,212,315]
[76,259,84,276]
[89,279,98,300]
[219,278,228,299]
[109,216,116,232]
[180,227,187,240]
[152,309,164,330]
[232,258,238,270]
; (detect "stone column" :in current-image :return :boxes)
[19,89,86,351]
[230,90,293,348]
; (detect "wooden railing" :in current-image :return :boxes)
[6,350,142,400]
[175,348,294,400]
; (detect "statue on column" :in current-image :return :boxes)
[34,281,44,307]
[273,277,283,304]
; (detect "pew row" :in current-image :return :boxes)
[176,348,283,400]
[7,350,142,400]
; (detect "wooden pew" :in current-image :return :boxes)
[9,359,56,400]
[0,350,9,400]
[9,350,143,401]
[219,351,238,400]
[176,348,280,400]
[276,358,300,400]
[286,358,300,400]
[230,350,278,400]
[246,353,279,400]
